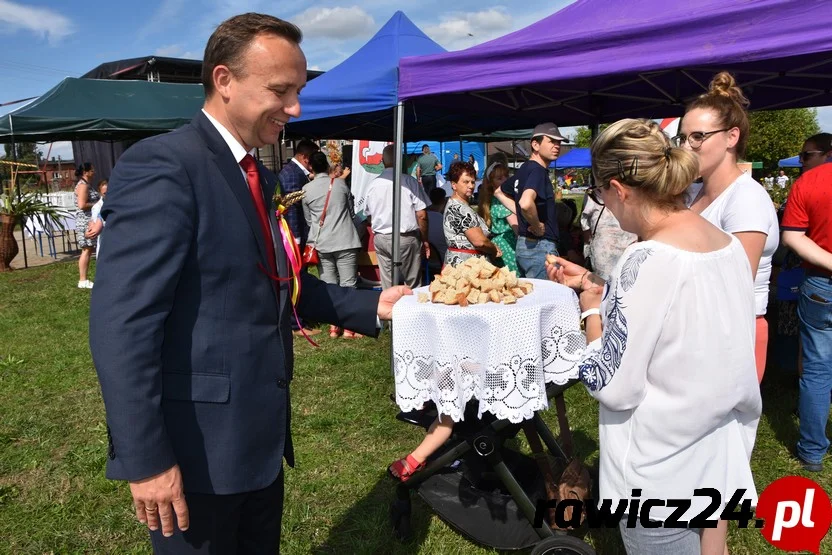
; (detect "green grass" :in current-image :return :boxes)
[0,260,830,554]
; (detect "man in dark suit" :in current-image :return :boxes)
[89,13,408,554]
[277,139,318,248]
[277,139,321,337]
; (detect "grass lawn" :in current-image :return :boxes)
[0,260,830,554]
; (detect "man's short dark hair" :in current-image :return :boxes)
[429,187,447,205]
[422,145,430,152]
[294,139,319,159]
[202,13,303,97]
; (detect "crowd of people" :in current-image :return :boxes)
[69,10,832,555]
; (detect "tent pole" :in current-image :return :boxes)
[391,102,404,288]
[11,138,29,269]
[589,124,600,186]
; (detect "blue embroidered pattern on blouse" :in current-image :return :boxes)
[620,248,653,292]
[579,291,627,391]
[579,248,652,391]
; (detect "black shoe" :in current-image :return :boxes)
[798,457,823,472]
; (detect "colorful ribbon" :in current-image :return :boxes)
[260,199,318,347]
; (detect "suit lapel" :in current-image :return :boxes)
[192,113,279,307]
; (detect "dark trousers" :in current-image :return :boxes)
[421,175,437,195]
[150,470,284,554]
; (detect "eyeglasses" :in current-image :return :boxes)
[798,150,825,159]
[588,157,640,206]
[670,128,731,149]
[587,184,605,206]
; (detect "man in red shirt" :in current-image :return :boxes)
[782,162,832,472]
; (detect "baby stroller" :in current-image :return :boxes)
[390,380,596,555]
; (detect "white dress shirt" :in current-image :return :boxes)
[363,167,427,234]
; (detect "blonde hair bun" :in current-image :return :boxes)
[708,71,750,108]
[591,119,698,208]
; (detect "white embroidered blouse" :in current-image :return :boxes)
[579,237,762,521]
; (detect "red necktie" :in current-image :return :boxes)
[240,154,277,275]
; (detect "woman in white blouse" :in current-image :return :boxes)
[548,119,761,555]
[675,72,779,383]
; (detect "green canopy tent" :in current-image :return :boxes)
[0,78,205,142]
[0,77,205,268]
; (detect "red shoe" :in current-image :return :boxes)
[342,330,364,339]
[329,325,342,338]
[388,454,425,482]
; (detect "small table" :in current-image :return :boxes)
[392,279,586,424]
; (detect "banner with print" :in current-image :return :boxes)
[351,140,391,217]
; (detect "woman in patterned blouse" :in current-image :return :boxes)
[477,162,518,272]
[442,161,501,267]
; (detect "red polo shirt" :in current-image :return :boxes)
[781,163,832,275]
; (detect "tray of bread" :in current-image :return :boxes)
[417,256,534,306]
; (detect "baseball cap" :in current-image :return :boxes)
[532,122,565,141]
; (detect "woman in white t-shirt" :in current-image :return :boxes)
[675,72,779,383]
[548,119,760,555]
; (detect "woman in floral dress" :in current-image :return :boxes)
[476,162,517,272]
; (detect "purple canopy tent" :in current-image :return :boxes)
[385,0,832,287]
[398,0,832,126]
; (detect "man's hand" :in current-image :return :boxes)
[423,241,431,260]
[129,464,189,537]
[377,285,412,320]
[530,222,545,237]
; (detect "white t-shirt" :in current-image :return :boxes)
[583,239,761,521]
[363,167,427,234]
[688,174,779,315]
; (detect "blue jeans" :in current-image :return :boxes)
[619,519,700,555]
[514,237,558,279]
[796,275,832,464]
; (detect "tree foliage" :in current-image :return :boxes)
[2,143,41,164]
[745,108,820,175]
[572,124,610,148]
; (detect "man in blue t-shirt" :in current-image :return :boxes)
[499,122,564,278]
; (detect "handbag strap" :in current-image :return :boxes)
[312,178,335,245]
[319,178,334,227]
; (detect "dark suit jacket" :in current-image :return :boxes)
[276,160,309,246]
[89,111,381,495]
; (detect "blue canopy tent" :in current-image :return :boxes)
[288,12,448,140]
[550,148,591,169]
[779,155,801,168]
[289,11,549,141]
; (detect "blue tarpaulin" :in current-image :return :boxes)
[550,148,591,169]
[779,155,801,168]
[404,141,486,177]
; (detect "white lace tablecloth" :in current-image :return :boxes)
[392,279,585,424]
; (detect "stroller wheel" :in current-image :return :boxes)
[390,497,412,541]
[531,535,596,555]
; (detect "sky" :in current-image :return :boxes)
[1,0,831,161]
